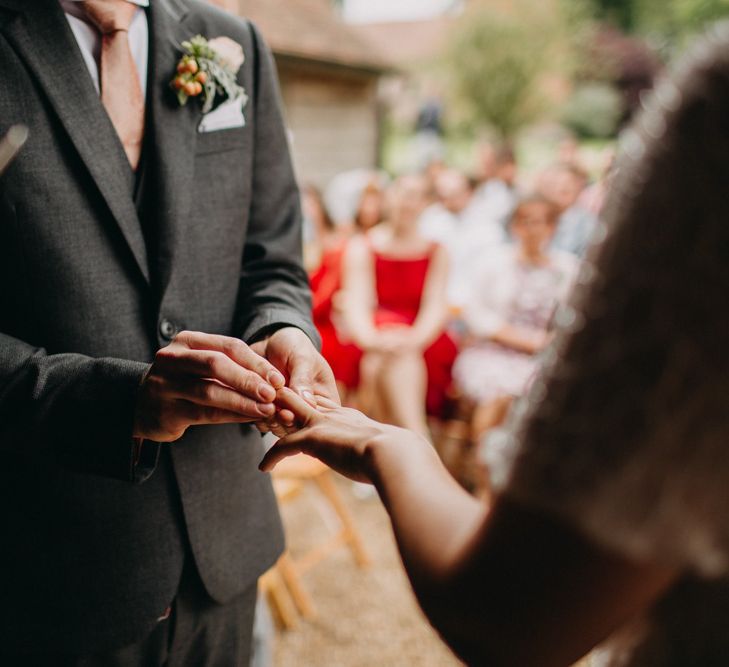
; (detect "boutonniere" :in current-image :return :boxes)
[171,35,248,114]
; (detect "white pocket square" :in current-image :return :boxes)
[198,96,246,133]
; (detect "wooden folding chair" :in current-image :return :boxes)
[260,456,371,629]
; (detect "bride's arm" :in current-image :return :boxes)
[262,390,677,666]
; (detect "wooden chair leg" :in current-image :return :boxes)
[470,396,514,500]
[260,566,299,630]
[436,418,471,483]
[277,552,317,620]
[471,396,513,440]
[314,470,372,569]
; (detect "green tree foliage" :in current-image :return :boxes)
[637,0,729,43]
[591,0,636,30]
[444,4,556,139]
[585,0,729,43]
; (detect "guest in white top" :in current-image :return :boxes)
[418,168,475,245]
[419,168,507,308]
[445,146,521,308]
[468,144,519,230]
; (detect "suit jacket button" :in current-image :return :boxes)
[159,318,177,341]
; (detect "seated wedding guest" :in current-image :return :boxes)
[453,195,578,437]
[446,146,521,309]
[302,184,342,272]
[354,180,386,233]
[476,140,499,184]
[420,168,505,309]
[544,163,599,257]
[303,186,359,401]
[262,30,729,666]
[469,144,519,229]
[324,169,388,228]
[304,180,388,403]
[341,175,457,437]
[422,158,447,205]
[418,168,476,244]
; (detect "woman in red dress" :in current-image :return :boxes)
[303,185,356,396]
[304,183,386,399]
[340,175,457,438]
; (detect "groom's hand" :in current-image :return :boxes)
[251,327,339,435]
[134,331,286,443]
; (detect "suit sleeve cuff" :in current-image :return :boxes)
[242,309,322,351]
[57,359,154,483]
[131,437,162,484]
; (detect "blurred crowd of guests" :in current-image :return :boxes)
[303,140,614,449]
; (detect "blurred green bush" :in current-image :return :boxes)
[561,83,624,139]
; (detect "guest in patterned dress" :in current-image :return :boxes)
[453,195,578,436]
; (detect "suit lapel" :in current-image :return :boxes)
[1,0,150,283]
[146,0,198,297]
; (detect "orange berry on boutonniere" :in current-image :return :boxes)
[172,35,247,112]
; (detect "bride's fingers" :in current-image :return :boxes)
[268,422,293,439]
[314,396,340,410]
[259,432,310,472]
[275,387,319,425]
[276,408,296,427]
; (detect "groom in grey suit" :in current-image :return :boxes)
[0,0,336,663]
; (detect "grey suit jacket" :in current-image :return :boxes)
[0,0,315,653]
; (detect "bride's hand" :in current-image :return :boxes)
[259,388,421,484]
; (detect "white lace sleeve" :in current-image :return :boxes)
[491,32,729,579]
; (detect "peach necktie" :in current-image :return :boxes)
[81,0,145,170]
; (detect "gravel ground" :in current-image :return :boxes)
[273,476,464,667]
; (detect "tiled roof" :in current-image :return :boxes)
[236,0,391,73]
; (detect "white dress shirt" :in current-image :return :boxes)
[60,0,150,100]
[469,178,518,229]
[418,202,459,246]
[418,202,506,308]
